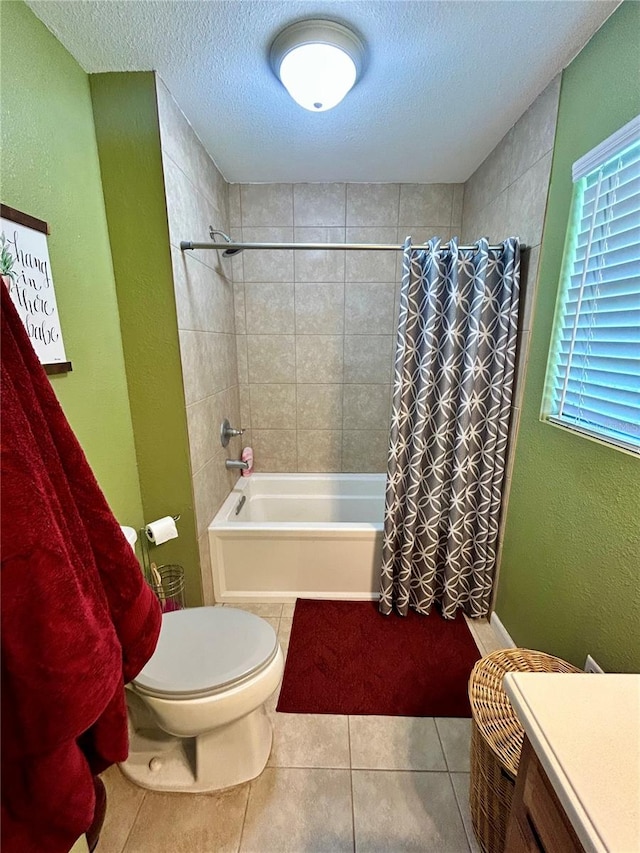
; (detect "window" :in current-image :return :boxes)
[542,115,640,454]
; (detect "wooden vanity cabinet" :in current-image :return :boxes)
[505,736,585,853]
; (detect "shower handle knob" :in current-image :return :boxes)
[220,418,245,448]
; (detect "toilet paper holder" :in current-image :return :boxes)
[138,514,181,582]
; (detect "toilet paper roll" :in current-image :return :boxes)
[145,516,179,546]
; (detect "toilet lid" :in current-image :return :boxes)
[133,607,279,699]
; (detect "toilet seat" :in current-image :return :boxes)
[133,606,279,700]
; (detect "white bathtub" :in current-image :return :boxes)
[208,474,385,602]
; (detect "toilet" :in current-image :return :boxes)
[120,606,284,793]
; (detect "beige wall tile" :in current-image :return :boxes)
[234,183,469,474]
[399,183,454,227]
[295,282,344,334]
[240,183,293,226]
[249,383,296,429]
[179,330,236,405]
[186,395,216,475]
[239,383,251,427]
[398,226,451,244]
[342,429,389,473]
[463,127,514,221]
[345,282,395,334]
[157,78,227,214]
[296,335,344,383]
[293,183,346,226]
[344,335,393,384]
[233,282,246,334]
[296,384,343,430]
[345,227,398,282]
[244,282,294,334]
[293,226,346,282]
[242,226,294,281]
[297,430,342,472]
[236,334,248,383]
[228,183,241,227]
[252,429,297,472]
[230,248,244,284]
[452,184,465,233]
[162,154,224,261]
[506,152,553,247]
[467,190,509,244]
[343,384,392,430]
[347,183,400,226]
[159,77,239,604]
[192,452,231,537]
[510,75,561,182]
[171,246,234,334]
[247,335,295,383]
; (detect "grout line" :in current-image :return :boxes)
[237,779,252,853]
[448,771,475,853]
[433,717,450,772]
[118,785,147,853]
[348,717,356,852]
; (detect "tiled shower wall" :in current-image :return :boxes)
[230,182,463,472]
[156,78,240,602]
[461,74,561,573]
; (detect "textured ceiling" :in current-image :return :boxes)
[27,0,618,183]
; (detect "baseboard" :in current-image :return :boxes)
[490,611,516,648]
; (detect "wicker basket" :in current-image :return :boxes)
[468,648,581,853]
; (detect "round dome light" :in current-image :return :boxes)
[270,20,365,112]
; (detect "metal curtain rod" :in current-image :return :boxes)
[180,240,513,253]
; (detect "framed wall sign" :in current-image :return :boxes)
[1,204,72,375]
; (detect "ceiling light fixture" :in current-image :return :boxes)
[270,19,365,112]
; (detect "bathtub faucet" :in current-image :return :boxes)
[225,459,250,470]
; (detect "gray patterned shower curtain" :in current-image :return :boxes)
[379,237,520,619]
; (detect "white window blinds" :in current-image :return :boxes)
[543,115,640,454]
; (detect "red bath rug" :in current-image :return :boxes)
[276,599,481,717]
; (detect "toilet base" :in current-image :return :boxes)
[120,706,273,793]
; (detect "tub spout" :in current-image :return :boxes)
[225,459,249,470]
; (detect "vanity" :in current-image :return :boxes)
[503,673,640,853]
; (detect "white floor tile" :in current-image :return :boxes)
[99,766,145,853]
[450,773,482,853]
[352,770,470,852]
[268,713,350,768]
[349,715,446,771]
[240,767,353,853]
[123,784,249,853]
[435,718,472,772]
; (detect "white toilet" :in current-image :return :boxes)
[120,606,284,793]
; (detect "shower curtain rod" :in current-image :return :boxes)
[179,240,514,253]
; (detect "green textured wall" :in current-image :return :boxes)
[90,73,202,606]
[0,1,143,526]
[496,2,640,672]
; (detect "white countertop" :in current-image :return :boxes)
[504,673,640,853]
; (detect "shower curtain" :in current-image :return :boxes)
[379,236,520,619]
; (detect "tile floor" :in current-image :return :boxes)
[99,607,504,853]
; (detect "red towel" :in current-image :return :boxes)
[1,284,161,852]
